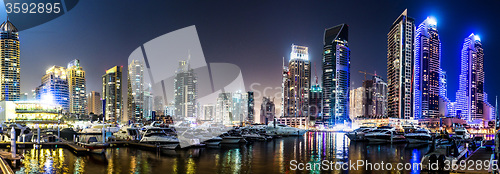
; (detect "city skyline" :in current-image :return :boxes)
[7,1,500,119]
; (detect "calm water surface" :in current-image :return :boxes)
[11,132,431,174]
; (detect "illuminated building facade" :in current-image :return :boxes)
[202,104,215,120]
[0,19,20,101]
[247,91,254,123]
[0,101,62,124]
[323,23,350,126]
[260,97,275,124]
[456,33,485,122]
[387,9,414,119]
[216,92,232,124]
[154,96,164,115]
[127,60,144,122]
[67,59,87,115]
[87,91,102,115]
[174,60,197,119]
[350,87,364,120]
[282,44,310,127]
[35,66,70,112]
[102,66,122,122]
[309,84,322,125]
[414,17,441,119]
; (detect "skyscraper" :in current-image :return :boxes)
[310,84,322,125]
[67,59,87,115]
[102,66,122,122]
[87,91,102,115]
[414,17,441,119]
[322,23,350,126]
[387,9,415,119]
[247,91,254,123]
[0,19,20,101]
[127,60,144,122]
[456,33,484,122]
[174,60,197,119]
[35,66,69,112]
[260,97,275,124]
[282,44,310,127]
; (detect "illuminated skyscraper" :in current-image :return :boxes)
[0,19,20,101]
[322,23,350,126]
[247,91,254,123]
[87,91,102,115]
[174,60,197,119]
[456,33,484,122]
[127,60,144,122]
[414,17,441,119]
[260,97,275,124]
[282,44,310,127]
[387,9,414,119]
[67,59,86,115]
[35,66,69,112]
[102,66,122,122]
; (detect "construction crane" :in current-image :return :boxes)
[358,70,378,80]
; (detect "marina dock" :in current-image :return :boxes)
[453,147,494,173]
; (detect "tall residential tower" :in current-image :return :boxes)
[387,9,415,119]
[67,59,87,115]
[0,19,20,101]
[414,17,441,119]
[102,66,122,122]
[322,23,350,126]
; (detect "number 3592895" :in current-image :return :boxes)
[6,3,61,14]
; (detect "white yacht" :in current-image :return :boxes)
[451,127,471,140]
[405,128,432,144]
[365,126,406,143]
[346,126,375,141]
[113,126,141,141]
[265,122,307,136]
[81,123,120,134]
[140,128,179,144]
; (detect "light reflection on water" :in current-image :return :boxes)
[11,132,430,173]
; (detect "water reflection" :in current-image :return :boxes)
[12,132,430,173]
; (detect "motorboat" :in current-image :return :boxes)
[265,122,307,136]
[81,123,120,134]
[113,126,141,141]
[405,128,432,144]
[219,132,246,144]
[203,137,223,146]
[451,127,471,140]
[140,128,179,144]
[78,136,109,154]
[346,126,375,141]
[365,126,406,143]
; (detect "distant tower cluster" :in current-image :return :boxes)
[260,97,275,125]
[87,91,102,115]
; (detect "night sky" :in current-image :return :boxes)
[10,0,500,115]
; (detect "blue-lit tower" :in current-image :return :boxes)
[322,23,350,127]
[456,33,484,122]
[414,17,441,119]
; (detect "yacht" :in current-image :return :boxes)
[451,127,471,140]
[77,135,109,154]
[405,128,432,144]
[265,122,307,136]
[113,126,141,141]
[81,123,120,134]
[346,126,375,141]
[140,128,179,144]
[219,131,247,144]
[365,126,406,143]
